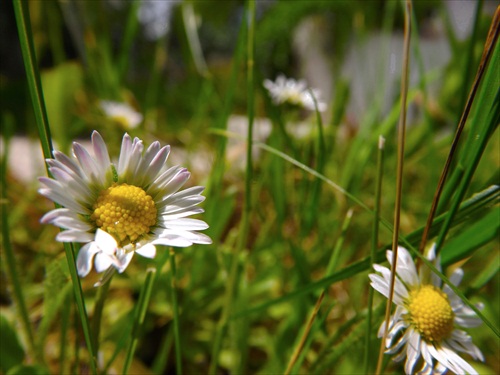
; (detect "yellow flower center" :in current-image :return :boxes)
[91,183,157,245]
[111,115,132,129]
[407,285,454,343]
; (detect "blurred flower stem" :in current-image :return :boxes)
[122,268,156,375]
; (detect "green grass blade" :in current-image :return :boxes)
[122,268,157,375]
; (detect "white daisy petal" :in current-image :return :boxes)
[56,230,94,243]
[135,243,156,259]
[117,133,133,174]
[91,130,112,176]
[73,142,103,185]
[405,331,421,374]
[94,229,118,255]
[115,251,134,273]
[94,252,115,273]
[152,235,194,247]
[161,218,209,230]
[77,242,100,277]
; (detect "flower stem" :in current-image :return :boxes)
[91,273,113,359]
[122,268,156,375]
[167,249,183,375]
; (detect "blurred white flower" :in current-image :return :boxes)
[100,101,143,130]
[263,74,326,112]
[39,131,211,285]
[138,0,180,40]
[369,246,484,374]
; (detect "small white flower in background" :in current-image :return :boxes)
[138,0,180,40]
[369,246,484,375]
[39,131,211,285]
[263,74,326,112]
[100,101,143,130]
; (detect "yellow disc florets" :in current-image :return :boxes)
[407,285,455,343]
[91,183,157,245]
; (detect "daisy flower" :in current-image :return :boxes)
[263,74,326,112]
[100,101,143,130]
[369,246,484,374]
[39,131,211,284]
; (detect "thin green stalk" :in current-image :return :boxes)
[59,293,72,375]
[167,249,183,375]
[376,1,412,374]
[326,209,353,276]
[304,89,326,230]
[284,293,325,375]
[90,275,113,358]
[0,132,39,362]
[209,1,255,373]
[117,0,141,81]
[122,268,157,375]
[64,243,97,373]
[363,135,385,374]
[13,1,96,372]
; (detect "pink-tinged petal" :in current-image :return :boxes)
[49,167,93,200]
[135,243,156,258]
[137,141,160,170]
[73,142,101,183]
[94,253,115,273]
[153,228,212,245]
[144,144,170,182]
[127,141,145,178]
[56,230,94,243]
[158,169,190,195]
[151,166,183,192]
[152,235,193,248]
[159,195,205,211]
[386,247,418,286]
[159,208,204,220]
[369,274,389,297]
[117,133,133,174]
[41,208,71,224]
[77,242,100,277]
[48,216,93,231]
[91,131,111,170]
[161,218,209,230]
[52,151,83,177]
